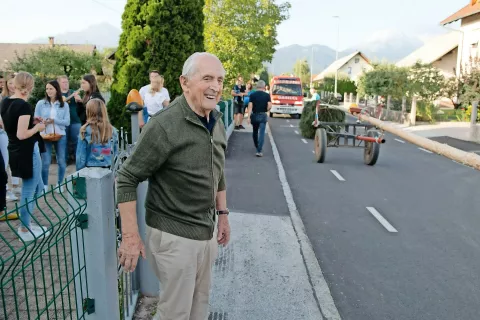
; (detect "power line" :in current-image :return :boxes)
[91,0,123,14]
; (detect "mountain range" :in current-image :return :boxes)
[30,23,436,75]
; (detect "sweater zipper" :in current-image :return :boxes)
[186,115,220,207]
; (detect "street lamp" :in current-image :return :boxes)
[333,15,340,97]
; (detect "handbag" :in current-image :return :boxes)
[41,125,63,142]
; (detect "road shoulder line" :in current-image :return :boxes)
[266,123,342,320]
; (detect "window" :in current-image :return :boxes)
[348,67,352,75]
[470,42,478,57]
[355,58,360,63]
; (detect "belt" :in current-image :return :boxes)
[252,112,267,114]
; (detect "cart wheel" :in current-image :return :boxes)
[364,130,380,166]
[314,128,327,163]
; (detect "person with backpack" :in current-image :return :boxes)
[75,99,118,171]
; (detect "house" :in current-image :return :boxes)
[312,51,372,83]
[396,32,459,78]
[441,0,480,76]
[0,37,96,72]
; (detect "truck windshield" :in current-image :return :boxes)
[272,83,302,96]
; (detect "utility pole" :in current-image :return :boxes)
[310,46,314,88]
[333,16,340,97]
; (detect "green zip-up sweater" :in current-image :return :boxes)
[116,94,227,241]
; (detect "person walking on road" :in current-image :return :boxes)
[247,80,272,157]
[232,76,246,130]
[116,52,231,320]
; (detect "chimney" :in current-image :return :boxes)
[48,37,54,47]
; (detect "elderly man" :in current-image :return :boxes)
[116,52,231,320]
[247,80,272,157]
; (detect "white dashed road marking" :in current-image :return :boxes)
[366,207,398,233]
[330,170,345,181]
[294,130,299,135]
[394,138,405,144]
[418,147,433,154]
[301,139,308,144]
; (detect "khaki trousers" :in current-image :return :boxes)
[146,225,218,320]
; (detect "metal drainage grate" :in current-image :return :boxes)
[214,244,234,274]
[208,311,228,320]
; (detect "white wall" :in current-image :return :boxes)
[459,13,480,74]
[338,54,373,83]
[432,47,458,78]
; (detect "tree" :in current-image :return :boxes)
[292,59,311,88]
[407,62,445,103]
[204,0,290,87]
[357,63,409,99]
[108,0,205,131]
[457,57,480,108]
[258,66,270,85]
[316,74,356,95]
[9,46,102,105]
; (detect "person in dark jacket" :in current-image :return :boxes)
[75,74,104,125]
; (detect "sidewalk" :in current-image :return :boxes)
[134,125,328,320]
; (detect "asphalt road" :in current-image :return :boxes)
[267,115,480,320]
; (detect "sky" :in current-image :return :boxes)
[0,0,467,50]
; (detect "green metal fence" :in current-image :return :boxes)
[0,176,90,320]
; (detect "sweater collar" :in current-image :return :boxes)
[179,94,222,124]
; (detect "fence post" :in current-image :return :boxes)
[71,168,120,320]
[356,94,360,105]
[136,181,160,296]
[349,93,353,104]
[470,101,479,142]
[386,95,392,121]
[224,101,229,130]
[131,112,140,144]
[401,96,407,124]
[344,92,347,103]
[410,96,417,126]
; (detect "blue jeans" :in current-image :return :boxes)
[143,107,150,123]
[66,123,81,162]
[20,143,44,227]
[42,135,67,187]
[251,113,267,153]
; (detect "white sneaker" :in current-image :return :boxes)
[6,190,18,202]
[54,185,64,194]
[44,186,49,193]
[18,225,51,242]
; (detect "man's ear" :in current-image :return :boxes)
[179,75,188,91]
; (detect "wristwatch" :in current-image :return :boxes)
[217,208,230,215]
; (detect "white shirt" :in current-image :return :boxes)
[139,85,170,102]
[46,104,63,135]
[144,91,168,116]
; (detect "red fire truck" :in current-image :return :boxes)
[269,76,305,118]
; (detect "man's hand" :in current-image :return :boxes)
[118,232,146,272]
[217,214,231,246]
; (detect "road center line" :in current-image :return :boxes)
[366,207,398,233]
[294,130,299,135]
[312,150,315,154]
[394,138,405,143]
[286,120,290,123]
[266,123,341,319]
[290,124,294,128]
[301,138,308,144]
[330,170,345,181]
[418,147,433,154]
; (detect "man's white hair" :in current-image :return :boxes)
[182,52,224,78]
